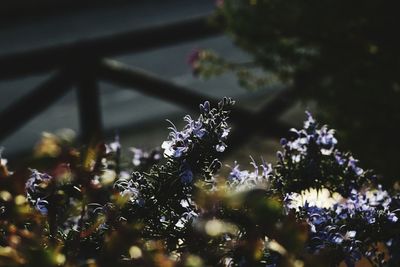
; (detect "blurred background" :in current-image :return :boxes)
[1,0,398,186]
[0,0,299,167]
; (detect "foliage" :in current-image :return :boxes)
[1,98,400,266]
[194,0,400,185]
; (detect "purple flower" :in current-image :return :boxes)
[304,111,316,130]
[180,162,193,184]
[280,138,288,146]
[161,116,208,158]
[334,152,346,165]
[25,169,53,194]
[161,126,190,158]
[130,147,162,167]
[295,185,400,265]
[228,162,248,182]
[184,115,207,139]
[106,135,121,154]
[161,98,232,163]
[274,111,373,196]
[317,126,337,155]
[114,178,140,203]
[187,48,201,67]
[215,143,226,152]
[389,213,399,223]
[131,147,146,166]
[227,158,272,191]
[199,101,210,113]
[348,157,363,176]
[35,199,49,215]
[25,170,54,214]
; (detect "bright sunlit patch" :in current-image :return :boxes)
[14,195,27,206]
[185,255,204,267]
[129,246,143,259]
[204,219,238,237]
[54,253,66,265]
[34,132,61,158]
[286,188,343,210]
[0,191,12,202]
[266,239,287,255]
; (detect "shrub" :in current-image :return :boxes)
[0,98,399,266]
[194,0,400,185]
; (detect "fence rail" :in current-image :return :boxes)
[0,13,296,152]
[0,15,220,80]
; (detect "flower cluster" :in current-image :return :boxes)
[274,112,373,197]
[25,170,54,215]
[130,147,162,169]
[273,112,400,265]
[227,157,273,191]
[1,99,400,267]
[159,98,232,185]
[161,99,231,159]
[286,186,400,266]
[110,98,235,250]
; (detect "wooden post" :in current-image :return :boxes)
[76,63,103,145]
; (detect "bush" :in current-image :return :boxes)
[194,0,400,185]
[0,98,399,266]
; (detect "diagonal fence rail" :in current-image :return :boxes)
[0,13,296,151]
[0,71,73,141]
[0,15,220,80]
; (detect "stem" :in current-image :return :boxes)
[226,61,258,69]
[48,196,57,245]
[78,196,87,237]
